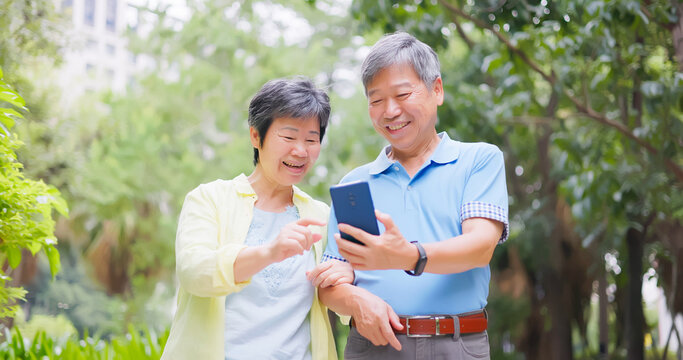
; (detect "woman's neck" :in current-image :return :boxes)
[247,167,294,212]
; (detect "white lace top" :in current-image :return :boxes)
[224,205,315,360]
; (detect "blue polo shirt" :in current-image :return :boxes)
[322,132,508,316]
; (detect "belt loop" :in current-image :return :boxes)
[450,315,460,341]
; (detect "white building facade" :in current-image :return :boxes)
[59,0,141,96]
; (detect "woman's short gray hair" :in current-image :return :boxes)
[361,32,441,92]
[248,77,330,165]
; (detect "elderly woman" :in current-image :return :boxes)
[161,78,351,360]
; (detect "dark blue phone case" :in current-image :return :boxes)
[329,181,380,246]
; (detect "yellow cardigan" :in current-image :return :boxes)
[161,174,337,360]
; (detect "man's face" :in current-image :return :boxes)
[366,63,443,154]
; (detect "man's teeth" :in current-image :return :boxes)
[388,123,408,131]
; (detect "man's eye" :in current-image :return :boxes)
[306,139,320,144]
[397,93,410,98]
[370,99,383,105]
[282,136,295,141]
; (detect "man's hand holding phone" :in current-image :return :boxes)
[336,210,418,271]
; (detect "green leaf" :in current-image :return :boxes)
[44,246,61,278]
[0,89,26,109]
[48,187,69,216]
[6,247,21,269]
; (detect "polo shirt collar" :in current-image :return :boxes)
[233,173,311,203]
[368,132,460,175]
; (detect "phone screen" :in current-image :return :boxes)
[329,181,380,246]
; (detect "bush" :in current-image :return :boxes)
[0,325,168,359]
[0,66,67,318]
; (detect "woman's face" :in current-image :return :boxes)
[250,116,322,187]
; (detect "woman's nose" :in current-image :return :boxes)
[291,141,307,156]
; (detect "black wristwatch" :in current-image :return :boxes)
[405,241,427,276]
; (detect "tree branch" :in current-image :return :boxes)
[438,0,683,182]
[447,11,474,49]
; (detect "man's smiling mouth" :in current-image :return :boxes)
[387,122,408,131]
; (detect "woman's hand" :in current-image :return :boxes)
[267,218,326,263]
[307,260,354,288]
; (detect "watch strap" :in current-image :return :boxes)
[405,241,427,276]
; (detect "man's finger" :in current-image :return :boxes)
[337,223,375,245]
[338,249,364,267]
[335,233,366,256]
[386,332,401,351]
[375,210,398,232]
[388,308,404,331]
[380,318,401,351]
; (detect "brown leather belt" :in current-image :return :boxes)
[351,310,487,337]
[397,311,487,337]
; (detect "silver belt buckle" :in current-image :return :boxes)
[433,316,448,336]
[405,315,431,338]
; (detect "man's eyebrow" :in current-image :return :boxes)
[367,81,414,97]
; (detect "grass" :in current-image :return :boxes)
[0,325,168,359]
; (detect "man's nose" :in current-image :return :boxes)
[384,98,401,119]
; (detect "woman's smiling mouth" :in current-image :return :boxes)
[283,161,305,169]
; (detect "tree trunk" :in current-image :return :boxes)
[545,268,574,359]
[625,227,645,360]
[672,3,683,71]
[534,91,573,360]
[599,266,609,359]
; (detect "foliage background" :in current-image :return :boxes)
[0,0,681,359]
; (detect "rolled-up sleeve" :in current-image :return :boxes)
[460,145,509,243]
[175,186,250,297]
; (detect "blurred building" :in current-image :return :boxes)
[58,0,143,96]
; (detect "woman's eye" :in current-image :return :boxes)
[283,136,295,141]
[306,139,319,144]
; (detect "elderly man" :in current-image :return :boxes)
[310,32,509,359]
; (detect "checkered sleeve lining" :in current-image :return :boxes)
[322,253,348,263]
[461,201,509,243]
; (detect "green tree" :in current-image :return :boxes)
[19,0,376,334]
[0,67,67,319]
[349,0,682,358]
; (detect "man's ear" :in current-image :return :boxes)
[249,127,260,148]
[432,77,444,106]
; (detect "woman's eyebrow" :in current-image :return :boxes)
[279,126,319,136]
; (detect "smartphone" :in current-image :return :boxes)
[329,181,380,246]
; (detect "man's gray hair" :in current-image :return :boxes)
[361,32,441,92]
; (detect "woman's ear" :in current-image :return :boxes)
[249,127,260,148]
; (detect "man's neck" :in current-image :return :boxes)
[389,132,441,178]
